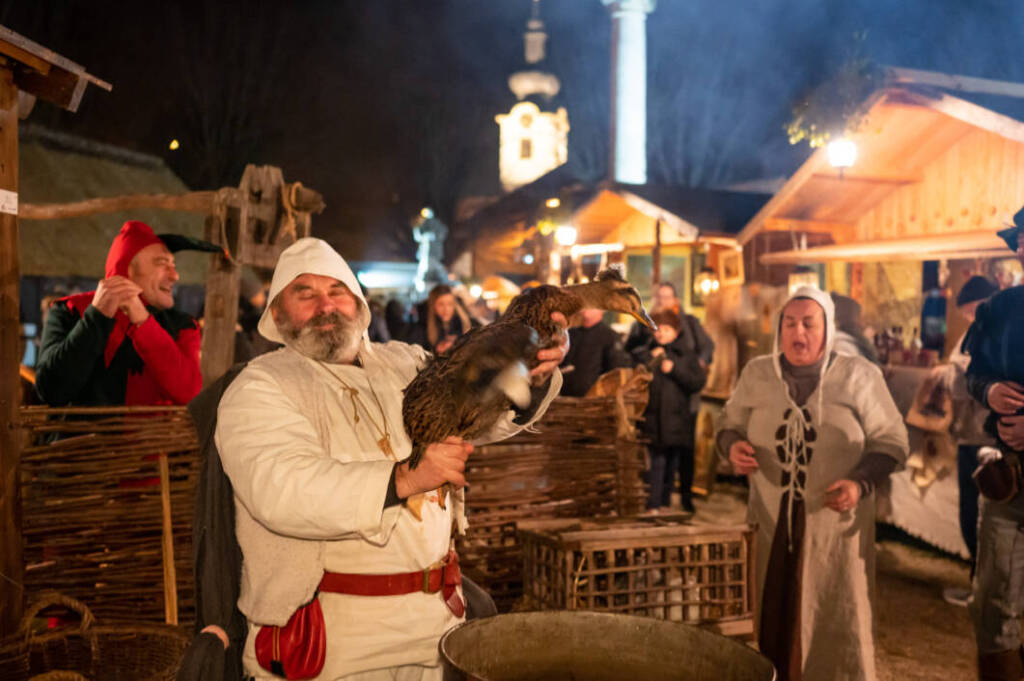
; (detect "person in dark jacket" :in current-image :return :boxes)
[35,220,216,407]
[626,282,715,368]
[407,283,473,354]
[963,206,1024,681]
[558,308,632,397]
[633,309,708,512]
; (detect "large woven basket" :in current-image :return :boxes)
[0,592,187,681]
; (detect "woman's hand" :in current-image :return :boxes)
[987,382,1024,415]
[650,347,665,358]
[728,440,758,475]
[660,359,674,374]
[435,336,456,355]
[824,479,861,513]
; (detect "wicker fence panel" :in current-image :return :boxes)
[18,406,199,626]
[456,395,647,611]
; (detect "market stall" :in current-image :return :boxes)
[735,73,1024,557]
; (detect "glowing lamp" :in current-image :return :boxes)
[469,284,483,299]
[554,225,577,247]
[168,139,180,150]
[545,197,561,208]
[523,253,535,265]
[420,207,434,219]
[827,137,857,169]
[694,267,720,296]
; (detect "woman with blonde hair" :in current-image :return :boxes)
[408,284,473,355]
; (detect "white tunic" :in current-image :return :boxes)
[718,354,908,681]
[216,341,560,680]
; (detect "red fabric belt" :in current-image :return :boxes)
[318,550,462,598]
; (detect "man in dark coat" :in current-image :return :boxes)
[35,220,216,407]
[558,308,632,397]
[964,205,1024,681]
[633,309,707,513]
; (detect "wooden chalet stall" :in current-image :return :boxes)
[458,173,769,497]
[0,25,111,637]
[736,73,1024,557]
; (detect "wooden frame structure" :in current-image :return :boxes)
[738,76,1024,281]
[0,25,110,638]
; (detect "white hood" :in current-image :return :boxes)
[770,285,837,437]
[258,237,370,344]
[770,285,837,384]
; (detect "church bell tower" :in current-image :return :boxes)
[495,0,569,192]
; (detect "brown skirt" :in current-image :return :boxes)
[758,492,806,681]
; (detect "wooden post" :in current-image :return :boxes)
[200,213,241,386]
[157,453,178,626]
[0,68,23,638]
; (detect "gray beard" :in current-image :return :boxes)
[276,310,362,363]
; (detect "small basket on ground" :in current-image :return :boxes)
[0,591,188,681]
[519,517,757,639]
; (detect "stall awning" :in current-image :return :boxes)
[758,231,1010,265]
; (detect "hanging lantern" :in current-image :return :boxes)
[827,137,857,169]
[694,266,720,297]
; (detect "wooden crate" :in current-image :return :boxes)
[456,395,648,610]
[519,517,756,639]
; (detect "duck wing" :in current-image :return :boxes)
[401,322,538,468]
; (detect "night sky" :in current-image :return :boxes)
[4,0,1024,262]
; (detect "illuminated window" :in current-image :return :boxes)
[520,138,532,159]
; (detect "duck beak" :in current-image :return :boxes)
[632,309,657,330]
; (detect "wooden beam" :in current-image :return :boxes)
[19,190,221,220]
[758,230,1008,265]
[0,40,51,76]
[810,171,921,185]
[0,67,23,638]
[887,87,1024,144]
[0,26,110,113]
[887,66,1024,100]
[763,217,858,244]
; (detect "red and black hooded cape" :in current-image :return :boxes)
[35,220,202,406]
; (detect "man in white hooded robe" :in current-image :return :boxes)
[214,238,565,681]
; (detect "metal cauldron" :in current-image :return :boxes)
[439,611,775,681]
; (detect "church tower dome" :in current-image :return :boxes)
[495,0,569,192]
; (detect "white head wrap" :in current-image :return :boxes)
[258,237,370,344]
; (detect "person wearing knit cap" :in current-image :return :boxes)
[963,204,1024,680]
[938,275,999,608]
[35,220,218,407]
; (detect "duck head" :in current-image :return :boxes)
[570,269,656,329]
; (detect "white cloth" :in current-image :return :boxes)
[217,239,561,680]
[717,286,909,681]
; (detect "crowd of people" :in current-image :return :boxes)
[26,208,1024,681]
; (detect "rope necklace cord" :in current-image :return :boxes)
[315,360,397,460]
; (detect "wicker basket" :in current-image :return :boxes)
[0,592,187,681]
[519,517,757,639]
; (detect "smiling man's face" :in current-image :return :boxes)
[129,243,178,310]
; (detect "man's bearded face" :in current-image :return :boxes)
[276,308,362,363]
[271,274,364,363]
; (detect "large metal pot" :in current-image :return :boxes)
[440,611,775,681]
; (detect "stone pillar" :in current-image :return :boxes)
[603,0,655,185]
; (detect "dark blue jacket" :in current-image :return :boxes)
[964,286,1024,446]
